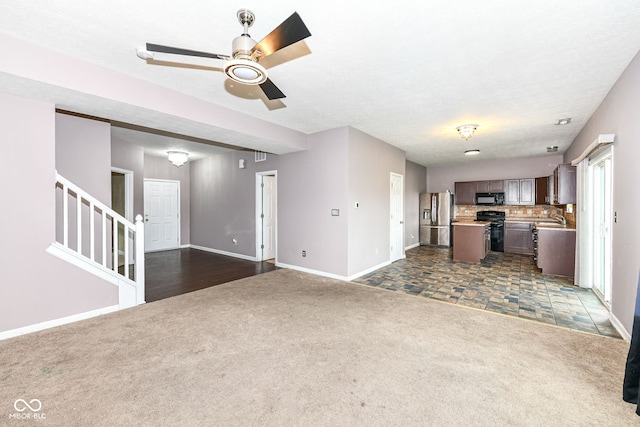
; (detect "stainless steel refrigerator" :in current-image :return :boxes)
[419,191,454,246]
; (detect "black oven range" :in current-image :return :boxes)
[476,210,505,252]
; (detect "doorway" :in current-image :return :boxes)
[390,172,404,262]
[256,171,277,262]
[111,168,133,266]
[144,179,180,252]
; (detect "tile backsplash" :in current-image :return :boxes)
[455,205,570,221]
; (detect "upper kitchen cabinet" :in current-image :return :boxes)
[454,180,505,205]
[454,181,476,205]
[476,180,505,193]
[551,164,577,205]
[535,176,549,204]
[505,178,535,205]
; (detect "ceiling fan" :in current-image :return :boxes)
[138,9,311,100]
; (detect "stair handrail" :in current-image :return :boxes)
[55,172,145,305]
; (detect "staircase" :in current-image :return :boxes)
[50,172,145,309]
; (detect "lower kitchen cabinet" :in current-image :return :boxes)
[536,228,576,277]
[504,221,534,255]
[453,222,490,263]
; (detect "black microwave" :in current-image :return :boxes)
[475,192,505,206]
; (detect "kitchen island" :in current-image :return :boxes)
[452,221,490,263]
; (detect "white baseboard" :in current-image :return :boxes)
[405,242,420,250]
[275,262,350,281]
[0,305,119,341]
[347,260,392,281]
[275,259,391,282]
[609,313,630,341]
[189,244,257,262]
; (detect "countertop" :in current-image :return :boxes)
[453,220,490,227]
[534,223,576,231]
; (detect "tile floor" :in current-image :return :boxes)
[354,246,621,338]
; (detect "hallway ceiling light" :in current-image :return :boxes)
[456,124,478,140]
[168,151,188,167]
[556,118,571,125]
[464,149,480,155]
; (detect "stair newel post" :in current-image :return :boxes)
[134,214,146,304]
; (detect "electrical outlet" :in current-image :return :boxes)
[302,250,306,257]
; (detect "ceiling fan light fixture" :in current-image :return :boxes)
[456,124,478,140]
[224,59,268,85]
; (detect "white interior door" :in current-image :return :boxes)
[390,173,404,262]
[144,179,179,252]
[256,172,277,261]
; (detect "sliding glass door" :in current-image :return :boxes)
[590,150,612,304]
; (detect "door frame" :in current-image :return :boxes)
[143,178,181,252]
[111,167,133,222]
[112,167,134,264]
[255,170,278,262]
[390,172,405,262]
[589,146,613,305]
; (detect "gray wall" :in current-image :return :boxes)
[56,113,112,204]
[405,161,427,248]
[347,127,406,276]
[277,128,350,276]
[426,154,563,193]
[190,150,257,256]
[564,51,640,333]
[190,126,408,279]
[0,94,117,334]
[144,155,191,246]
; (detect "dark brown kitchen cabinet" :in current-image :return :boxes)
[476,180,504,192]
[505,178,535,205]
[552,164,577,205]
[536,228,576,277]
[504,222,534,255]
[535,176,549,204]
[454,181,476,205]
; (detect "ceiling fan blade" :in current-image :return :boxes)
[146,43,229,60]
[251,12,311,59]
[259,78,286,100]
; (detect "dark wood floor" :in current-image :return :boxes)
[144,248,277,302]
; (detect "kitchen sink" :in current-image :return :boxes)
[534,222,566,228]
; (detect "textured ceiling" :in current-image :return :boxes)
[2,1,640,166]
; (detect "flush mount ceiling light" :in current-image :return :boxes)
[556,118,572,125]
[547,146,558,153]
[464,149,480,156]
[456,124,478,140]
[167,151,189,167]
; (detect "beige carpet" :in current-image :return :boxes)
[0,269,635,426]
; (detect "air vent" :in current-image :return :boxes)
[255,151,267,162]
